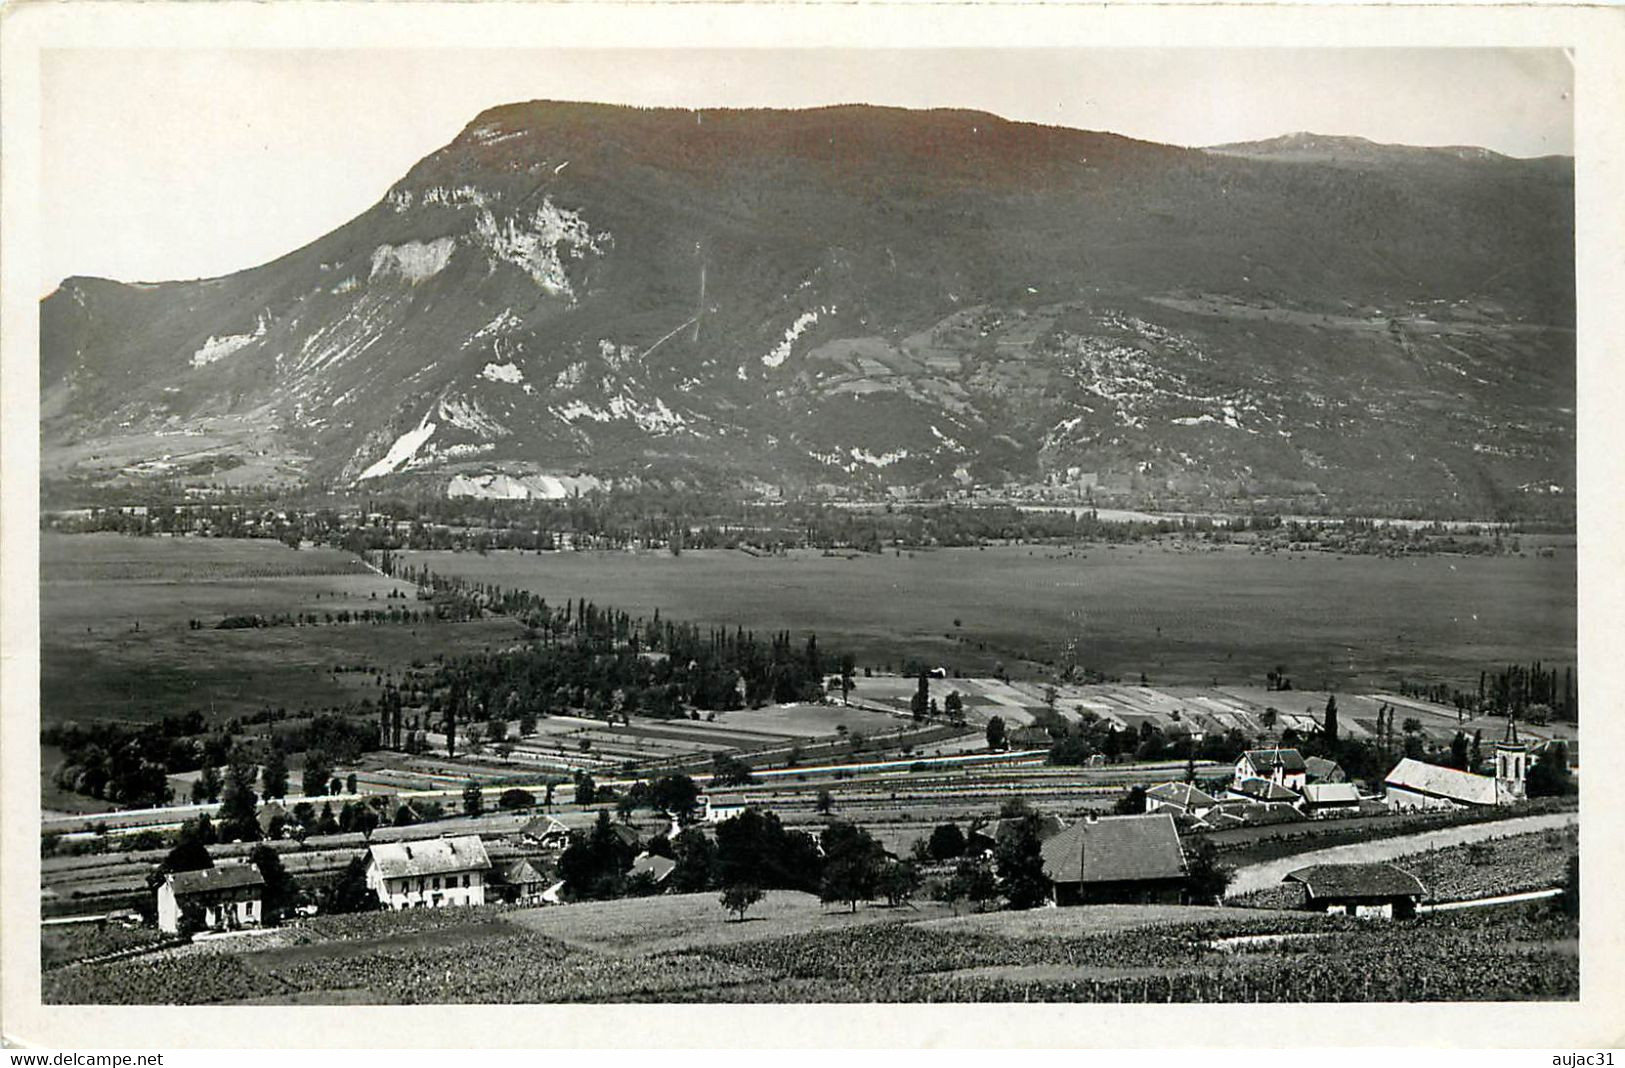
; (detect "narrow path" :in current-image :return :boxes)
[1419,887,1562,913]
[1224,811,1578,897]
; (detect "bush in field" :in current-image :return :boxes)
[651,773,702,825]
[500,788,536,811]
[720,883,764,922]
[462,780,484,817]
[986,716,1007,751]
[710,754,757,787]
[928,822,966,861]
[877,860,922,908]
[302,751,334,798]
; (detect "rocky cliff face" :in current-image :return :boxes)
[41,102,1574,514]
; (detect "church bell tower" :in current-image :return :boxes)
[1493,717,1530,805]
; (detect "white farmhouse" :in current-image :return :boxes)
[366,835,492,910]
[1234,748,1308,792]
[156,864,265,934]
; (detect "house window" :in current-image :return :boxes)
[463,874,470,888]
[433,877,441,890]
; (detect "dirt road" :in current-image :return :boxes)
[1224,811,1578,898]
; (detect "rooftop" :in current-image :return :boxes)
[1302,782,1361,805]
[1146,782,1218,809]
[1229,776,1301,802]
[167,864,265,895]
[368,835,492,879]
[1385,758,1498,806]
[1285,863,1426,900]
[1041,813,1187,885]
[1242,748,1308,773]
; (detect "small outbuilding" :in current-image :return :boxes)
[156,864,266,935]
[1283,863,1426,919]
[1304,756,1347,784]
[1300,782,1361,816]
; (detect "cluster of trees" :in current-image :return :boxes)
[143,815,384,928]
[43,712,240,808]
[555,805,936,913]
[1044,713,1252,768]
[1398,662,1577,723]
[44,707,381,809]
[381,585,841,747]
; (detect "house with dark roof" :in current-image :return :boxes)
[498,858,549,904]
[365,835,492,910]
[1283,863,1426,919]
[994,812,1067,845]
[1235,748,1308,791]
[256,802,289,839]
[156,863,265,934]
[520,815,572,850]
[606,823,643,852]
[1304,756,1347,784]
[1039,813,1189,906]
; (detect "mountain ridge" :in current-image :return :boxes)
[40,101,1575,517]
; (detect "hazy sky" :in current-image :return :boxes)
[41,48,1572,293]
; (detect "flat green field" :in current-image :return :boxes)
[396,544,1575,692]
[39,534,521,725]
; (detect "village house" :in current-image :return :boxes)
[1283,863,1426,919]
[519,814,572,850]
[497,858,549,905]
[1304,756,1347,784]
[1040,813,1189,906]
[630,851,677,889]
[1144,782,1220,821]
[365,835,492,910]
[1225,776,1303,806]
[1300,782,1362,817]
[696,795,748,824]
[1192,797,1304,831]
[156,864,266,935]
[1234,748,1308,791]
[256,802,289,839]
